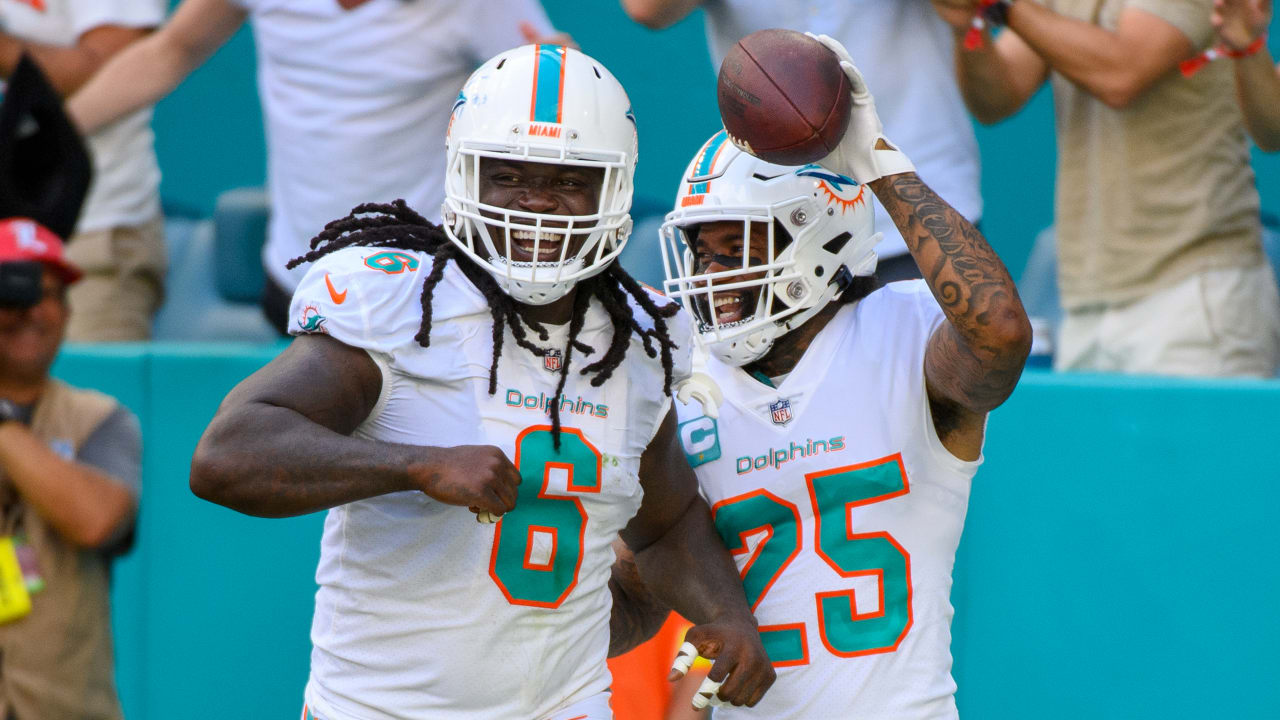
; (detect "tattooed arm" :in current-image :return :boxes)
[869,172,1032,459]
[809,36,1030,457]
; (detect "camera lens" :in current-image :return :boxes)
[0,261,43,309]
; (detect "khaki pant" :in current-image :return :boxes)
[64,216,167,342]
[1057,265,1280,378]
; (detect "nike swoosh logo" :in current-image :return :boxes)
[325,273,348,304]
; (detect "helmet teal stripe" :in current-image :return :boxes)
[531,45,566,123]
[690,129,729,194]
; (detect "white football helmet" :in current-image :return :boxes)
[661,130,880,366]
[442,44,637,305]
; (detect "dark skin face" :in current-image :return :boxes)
[0,269,68,402]
[691,220,843,381]
[477,158,605,326]
[690,220,770,327]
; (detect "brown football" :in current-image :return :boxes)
[716,29,852,166]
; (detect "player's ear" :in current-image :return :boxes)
[0,54,93,241]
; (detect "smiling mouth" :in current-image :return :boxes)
[705,289,757,328]
[508,227,569,263]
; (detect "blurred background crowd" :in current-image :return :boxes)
[0,0,1277,718]
[9,0,1278,369]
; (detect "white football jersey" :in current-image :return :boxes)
[675,281,981,719]
[288,245,691,720]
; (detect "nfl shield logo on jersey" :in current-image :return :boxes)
[543,349,562,372]
[770,398,793,425]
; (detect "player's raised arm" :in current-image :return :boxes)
[620,407,776,709]
[189,334,520,519]
[813,35,1031,451]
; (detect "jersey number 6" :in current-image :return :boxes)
[489,426,601,608]
[711,454,912,666]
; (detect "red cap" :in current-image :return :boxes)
[0,217,82,284]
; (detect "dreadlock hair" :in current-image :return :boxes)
[288,199,681,449]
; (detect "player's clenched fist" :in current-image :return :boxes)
[669,617,777,709]
[410,445,521,518]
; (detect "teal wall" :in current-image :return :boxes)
[54,343,320,720]
[50,345,1280,719]
[951,373,1280,717]
[152,2,1280,279]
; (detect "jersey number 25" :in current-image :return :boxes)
[712,454,911,667]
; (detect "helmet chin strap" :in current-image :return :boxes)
[831,265,855,294]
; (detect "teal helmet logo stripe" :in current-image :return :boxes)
[689,130,729,195]
[531,45,567,123]
[796,164,857,189]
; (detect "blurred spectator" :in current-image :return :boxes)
[68,0,570,335]
[0,218,140,720]
[621,0,983,283]
[0,0,167,341]
[937,0,1280,377]
[1212,0,1280,151]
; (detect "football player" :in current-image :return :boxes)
[644,35,1032,716]
[189,45,773,720]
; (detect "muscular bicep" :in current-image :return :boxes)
[620,407,701,552]
[217,334,382,435]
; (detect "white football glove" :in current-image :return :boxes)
[675,372,724,419]
[806,33,915,185]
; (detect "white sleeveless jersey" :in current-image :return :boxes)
[287,246,691,720]
[675,281,981,720]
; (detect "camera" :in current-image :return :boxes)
[0,261,42,309]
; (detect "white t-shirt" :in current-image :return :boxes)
[228,0,555,289]
[675,281,981,719]
[0,0,164,233]
[702,0,982,260]
[287,246,692,719]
